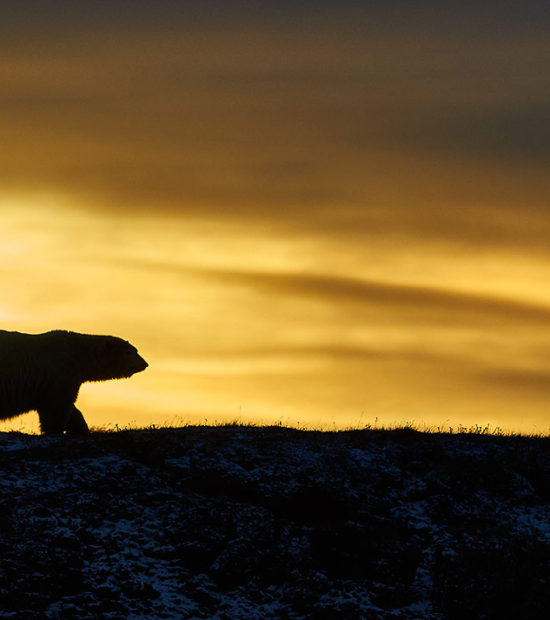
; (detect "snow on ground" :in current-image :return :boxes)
[0,426,548,619]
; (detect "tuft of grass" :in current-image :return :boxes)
[88,417,550,439]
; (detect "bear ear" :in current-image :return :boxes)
[103,336,135,355]
[102,337,124,353]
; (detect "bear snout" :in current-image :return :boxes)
[133,355,148,373]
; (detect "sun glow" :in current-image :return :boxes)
[1,190,549,436]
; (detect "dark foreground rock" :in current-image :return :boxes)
[0,426,548,619]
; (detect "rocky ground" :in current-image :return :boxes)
[0,425,548,619]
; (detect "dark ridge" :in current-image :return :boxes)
[0,425,548,619]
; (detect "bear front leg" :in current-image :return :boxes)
[38,403,73,436]
[65,405,90,436]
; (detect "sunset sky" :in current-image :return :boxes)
[1,1,549,433]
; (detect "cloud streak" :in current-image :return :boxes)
[190,267,550,326]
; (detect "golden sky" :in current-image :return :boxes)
[1,1,549,433]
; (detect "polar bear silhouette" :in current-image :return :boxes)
[0,330,148,435]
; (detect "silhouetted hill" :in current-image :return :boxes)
[0,426,548,619]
